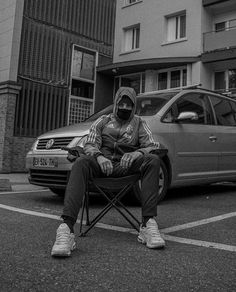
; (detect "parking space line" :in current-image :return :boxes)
[0,189,49,195]
[0,203,61,220]
[162,212,236,234]
[0,203,235,252]
[163,234,236,252]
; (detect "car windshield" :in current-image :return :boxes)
[85,104,113,122]
[85,91,178,121]
[136,92,178,116]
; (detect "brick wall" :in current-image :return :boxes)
[11,136,35,172]
[0,82,21,173]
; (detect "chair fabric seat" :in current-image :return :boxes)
[90,174,140,191]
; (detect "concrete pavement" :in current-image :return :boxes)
[0,172,47,192]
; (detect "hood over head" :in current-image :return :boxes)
[113,87,136,121]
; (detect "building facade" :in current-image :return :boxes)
[98,0,236,98]
[0,0,116,173]
[1,0,236,173]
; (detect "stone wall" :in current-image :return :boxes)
[0,82,21,173]
[11,136,35,172]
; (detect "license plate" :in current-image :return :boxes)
[33,157,58,168]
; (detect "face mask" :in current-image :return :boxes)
[117,109,132,120]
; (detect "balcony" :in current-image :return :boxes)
[203,25,236,52]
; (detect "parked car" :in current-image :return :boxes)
[26,87,236,202]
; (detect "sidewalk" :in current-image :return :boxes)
[0,173,47,192]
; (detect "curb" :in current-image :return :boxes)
[0,179,12,191]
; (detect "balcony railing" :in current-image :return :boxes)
[203,24,236,52]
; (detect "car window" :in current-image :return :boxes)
[170,93,213,124]
[136,92,178,116]
[162,109,175,123]
[209,95,236,126]
[85,104,113,122]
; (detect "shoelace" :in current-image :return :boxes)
[146,222,161,237]
[55,232,71,244]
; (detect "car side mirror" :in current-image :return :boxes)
[175,111,198,122]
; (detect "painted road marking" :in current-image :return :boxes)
[0,203,60,220]
[0,203,235,252]
[163,235,236,252]
[162,211,236,233]
[0,189,49,195]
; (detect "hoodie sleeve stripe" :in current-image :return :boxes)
[142,120,160,147]
[87,116,104,144]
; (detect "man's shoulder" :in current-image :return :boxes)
[94,114,111,124]
[132,115,142,122]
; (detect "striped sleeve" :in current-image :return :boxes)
[83,115,106,156]
[138,119,160,154]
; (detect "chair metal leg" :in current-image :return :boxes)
[85,190,90,226]
[79,182,141,237]
[79,193,86,234]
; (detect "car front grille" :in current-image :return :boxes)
[36,137,74,150]
[29,169,70,187]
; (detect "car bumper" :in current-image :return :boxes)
[26,151,73,189]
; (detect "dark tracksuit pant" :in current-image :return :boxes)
[62,154,160,224]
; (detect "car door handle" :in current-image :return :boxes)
[209,135,217,142]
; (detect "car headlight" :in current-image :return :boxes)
[76,135,88,148]
[30,139,38,151]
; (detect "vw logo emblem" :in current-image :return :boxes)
[46,139,55,149]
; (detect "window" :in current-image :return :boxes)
[157,68,187,90]
[209,95,236,126]
[215,22,226,32]
[215,19,236,32]
[171,70,181,88]
[166,13,186,42]
[124,0,139,5]
[123,25,140,52]
[158,72,168,90]
[214,70,236,92]
[174,93,213,125]
[215,71,226,90]
[229,69,236,90]
[69,45,97,124]
[115,73,145,94]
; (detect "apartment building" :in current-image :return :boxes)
[0,0,116,172]
[98,0,236,97]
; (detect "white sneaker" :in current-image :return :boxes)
[51,223,76,257]
[138,218,165,249]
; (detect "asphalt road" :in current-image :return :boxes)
[0,184,235,292]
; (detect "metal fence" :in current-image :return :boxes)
[15,78,68,137]
[15,0,115,137]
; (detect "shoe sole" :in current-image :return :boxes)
[137,236,165,249]
[51,243,76,257]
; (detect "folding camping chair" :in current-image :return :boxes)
[79,173,141,236]
[62,146,168,237]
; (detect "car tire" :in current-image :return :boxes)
[49,188,65,197]
[133,159,169,204]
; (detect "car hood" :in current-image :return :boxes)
[38,121,92,139]
[37,115,160,140]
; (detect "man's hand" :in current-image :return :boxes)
[97,155,113,176]
[120,151,143,169]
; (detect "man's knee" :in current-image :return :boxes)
[72,155,94,171]
[143,154,160,168]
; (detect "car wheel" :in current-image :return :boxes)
[133,160,169,204]
[49,188,65,197]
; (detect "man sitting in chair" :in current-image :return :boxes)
[51,87,165,257]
